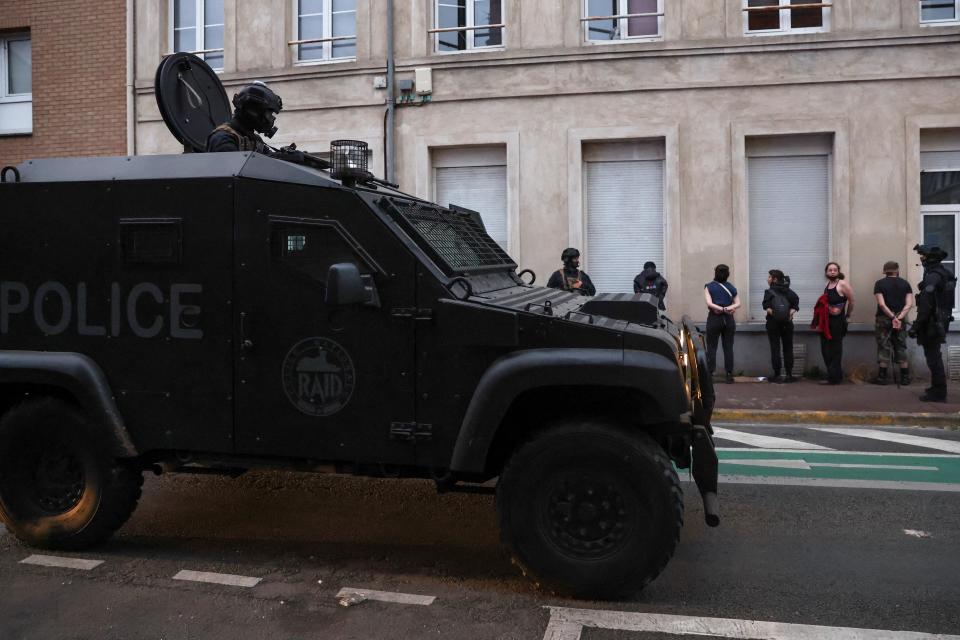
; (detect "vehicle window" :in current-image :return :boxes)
[272,223,368,283]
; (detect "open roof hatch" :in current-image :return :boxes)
[154,52,231,153]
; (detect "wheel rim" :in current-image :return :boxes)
[540,472,634,560]
[31,444,86,513]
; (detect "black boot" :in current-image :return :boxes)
[899,368,911,386]
[869,368,888,385]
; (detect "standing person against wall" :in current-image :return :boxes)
[762,269,800,383]
[811,262,855,385]
[870,260,914,386]
[704,264,741,384]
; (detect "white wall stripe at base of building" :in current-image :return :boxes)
[335,587,435,606]
[172,569,261,588]
[20,554,104,571]
[542,607,960,640]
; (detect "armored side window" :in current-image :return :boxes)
[271,220,377,284]
[119,218,183,265]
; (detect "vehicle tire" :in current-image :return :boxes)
[497,421,683,599]
[0,398,143,550]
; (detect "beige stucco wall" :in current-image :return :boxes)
[133,1,960,329]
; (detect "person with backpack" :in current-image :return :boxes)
[633,261,668,310]
[909,244,956,402]
[704,264,741,384]
[870,260,914,386]
[762,269,800,383]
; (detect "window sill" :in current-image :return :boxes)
[293,57,357,67]
[0,129,32,137]
[0,95,32,104]
[744,28,829,37]
[434,46,506,56]
[920,20,960,27]
[584,36,663,46]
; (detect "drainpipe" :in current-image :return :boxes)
[385,0,396,183]
[126,0,136,155]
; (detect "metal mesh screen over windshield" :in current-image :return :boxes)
[381,198,516,276]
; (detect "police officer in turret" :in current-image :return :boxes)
[910,244,957,402]
[547,248,596,296]
[206,81,282,153]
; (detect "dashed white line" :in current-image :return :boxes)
[712,427,832,450]
[172,569,261,588]
[335,587,435,606]
[543,606,960,640]
[20,554,104,571]
[810,428,960,455]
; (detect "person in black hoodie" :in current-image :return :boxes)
[762,269,800,383]
[633,261,668,310]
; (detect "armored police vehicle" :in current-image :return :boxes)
[0,54,718,598]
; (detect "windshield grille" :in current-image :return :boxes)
[381,198,516,276]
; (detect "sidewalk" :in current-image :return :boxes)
[711,378,960,428]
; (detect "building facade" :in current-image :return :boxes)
[0,0,129,165]
[133,0,960,377]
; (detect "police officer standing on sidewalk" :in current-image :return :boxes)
[910,244,956,402]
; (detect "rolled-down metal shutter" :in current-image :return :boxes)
[435,165,508,251]
[748,154,830,321]
[585,159,664,295]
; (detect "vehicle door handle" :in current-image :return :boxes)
[240,312,254,352]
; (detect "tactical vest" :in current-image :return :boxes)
[209,123,265,153]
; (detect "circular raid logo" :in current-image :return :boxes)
[282,337,356,417]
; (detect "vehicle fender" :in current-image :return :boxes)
[450,348,686,474]
[0,350,137,457]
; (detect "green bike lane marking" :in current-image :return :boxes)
[712,449,960,485]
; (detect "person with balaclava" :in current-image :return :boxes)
[910,245,956,402]
[206,81,282,153]
[547,248,596,296]
[633,261,668,310]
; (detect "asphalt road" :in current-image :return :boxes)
[1,423,959,639]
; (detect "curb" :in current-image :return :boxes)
[713,408,960,429]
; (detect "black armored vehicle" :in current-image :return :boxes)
[0,54,718,598]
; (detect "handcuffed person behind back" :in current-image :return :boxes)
[870,260,913,386]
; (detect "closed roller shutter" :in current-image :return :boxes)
[748,154,830,321]
[921,150,960,171]
[585,159,664,294]
[436,165,508,250]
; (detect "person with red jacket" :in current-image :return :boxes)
[811,262,855,385]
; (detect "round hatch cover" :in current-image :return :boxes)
[154,52,231,153]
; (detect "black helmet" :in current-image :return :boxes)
[561,247,580,262]
[233,81,283,138]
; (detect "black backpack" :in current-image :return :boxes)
[769,289,791,322]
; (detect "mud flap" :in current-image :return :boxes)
[692,424,720,527]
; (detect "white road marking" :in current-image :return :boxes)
[713,476,960,492]
[811,428,960,455]
[904,529,932,538]
[712,427,832,450]
[721,459,939,472]
[810,462,939,471]
[716,448,959,458]
[20,554,104,571]
[543,606,960,640]
[723,459,813,469]
[335,587,435,606]
[172,570,261,588]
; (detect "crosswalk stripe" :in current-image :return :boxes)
[811,428,960,455]
[335,587,435,606]
[712,427,832,450]
[173,570,261,588]
[20,554,103,571]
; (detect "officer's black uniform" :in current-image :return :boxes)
[912,246,955,402]
[206,81,282,153]
[547,248,596,296]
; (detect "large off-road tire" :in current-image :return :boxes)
[0,398,143,550]
[497,421,683,599]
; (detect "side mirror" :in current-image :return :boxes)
[325,263,368,306]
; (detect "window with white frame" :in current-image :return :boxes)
[583,140,665,295]
[433,146,509,251]
[743,0,830,35]
[920,0,960,24]
[0,33,31,135]
[433,0,504,53]
[921,149,960,313]
[747,135,832,322]
[171,0,224,70]
[293,0,356,63]
[583,0,664,42]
